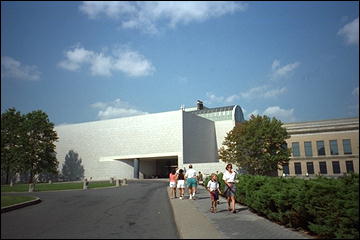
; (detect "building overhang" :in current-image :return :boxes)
[99,152,180,162]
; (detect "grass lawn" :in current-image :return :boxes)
[1,195,37,208]
[1,181,116,192]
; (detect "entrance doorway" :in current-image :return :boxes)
[155,158,178,178]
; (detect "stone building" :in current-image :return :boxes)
[281,117,359,177]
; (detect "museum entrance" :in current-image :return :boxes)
[139,157,178,179]
[155,158,178,178]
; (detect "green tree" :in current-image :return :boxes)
[38,170,60,183]
[61,150,85,181]
[20,110,59,184]
[219,115,291,176]
[1,108,24,184]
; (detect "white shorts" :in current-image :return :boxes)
[169,182,176,188]
[177,180,185,189]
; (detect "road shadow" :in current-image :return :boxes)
[194,196,210,200]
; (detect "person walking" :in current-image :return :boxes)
[223,163,237,213]
[169,169,177,198]
[184,164,197,199]
[176,169,185,199]
[207,173,221,213]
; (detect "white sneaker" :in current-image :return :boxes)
[189,195,192,200]
[179,196,182,200]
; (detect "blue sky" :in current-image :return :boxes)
[1,1,359,125]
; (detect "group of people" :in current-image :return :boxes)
[169,163,237,214]
[169,164,201,200]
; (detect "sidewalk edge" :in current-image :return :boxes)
[1,197,41,213]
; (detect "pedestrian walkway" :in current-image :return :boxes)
[169,185,312,239]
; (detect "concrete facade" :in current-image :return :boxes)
[55,105,240,180]
[55,110,184,180]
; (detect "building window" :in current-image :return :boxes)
[304,141,313,157]
[306,162,314,174]
[319,161,327,174]
[329,140,339,155]
[282,164,289,175]
[316,141,325,156]
[294,162,302,175]
[346,161,354,173]
[343,139,352,155]
[332,161,341,174]
[292,142,300,157]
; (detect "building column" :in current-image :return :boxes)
[134,158,140,179]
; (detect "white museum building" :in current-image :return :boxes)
[55,101,245,180]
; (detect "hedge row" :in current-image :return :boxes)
[204,173,359,239]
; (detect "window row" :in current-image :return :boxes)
[291,139,352,157]
[282,160,355,175]
[200,112,232,121]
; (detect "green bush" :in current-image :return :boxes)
[206,172,358,239]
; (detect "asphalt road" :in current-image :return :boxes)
[1,180,179,239]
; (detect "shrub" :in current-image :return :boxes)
[208,172,358,239]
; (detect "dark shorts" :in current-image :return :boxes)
[210,190,219,201]
[224,183,236,197]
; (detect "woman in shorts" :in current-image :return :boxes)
[169,169,177,198]
[176,169,185,199]
[223,163,237,213]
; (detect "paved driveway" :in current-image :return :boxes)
[1,180,178,239]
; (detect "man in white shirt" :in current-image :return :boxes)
[184,164,197,199]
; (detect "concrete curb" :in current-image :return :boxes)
[1,197,41,213]
[167,188,225,239]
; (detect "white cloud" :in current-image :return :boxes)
[263,87,287,98]
[79,1,247,34]
[1,56,41,81]
[338,17,359,46]
[271,59,280,71]
[91,98,148,120]
[58,45,154,77]
[205,92,225,104]
[79,1,136,19]
[225,94,240,103]
[352,87,359,97]
[263,106,295,122]
[90,53,113,76]
[205,85,286,106]
[205,92,240,104]
[245,106,295,122]
[271,60,300,79]
[55,122,70,127]
[113,49,155,77]
[240,85,287,99]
